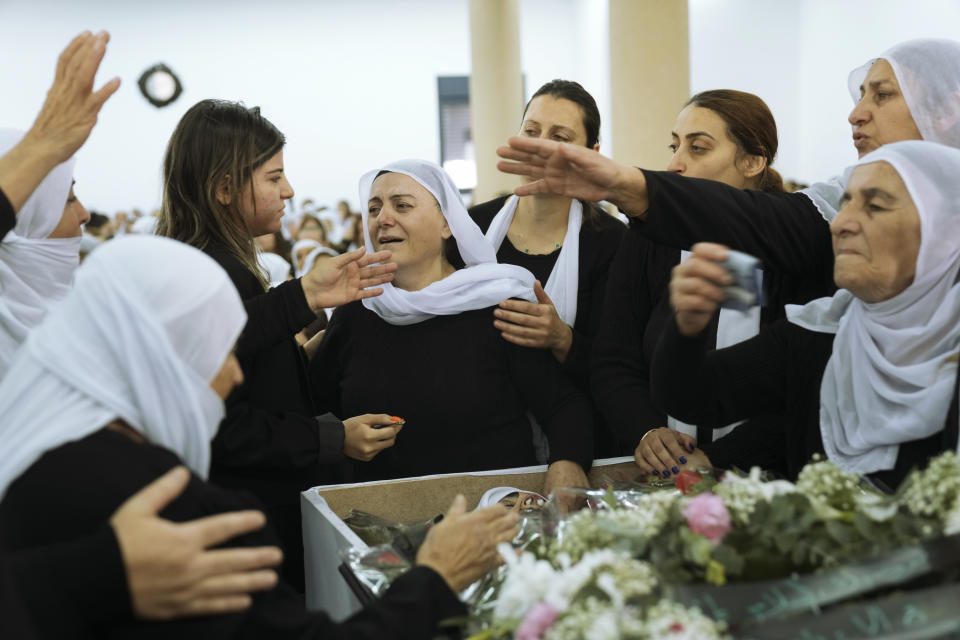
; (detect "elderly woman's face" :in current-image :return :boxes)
[849,59,923,158]
[367,173,450,275]
[830,161,921,302]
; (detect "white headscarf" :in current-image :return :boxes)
[0,129,78,379]
[258,250,292,287]
[0,236,246,499]
[129,215,159,235]
[359,159,536,325]
[300,245,340,277]
[786,141,960,474]
[483,196,581,325]
[291,238,321,276]
[802,39,960,222]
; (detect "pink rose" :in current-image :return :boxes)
[682,493,731,545]
[516,602,559,640]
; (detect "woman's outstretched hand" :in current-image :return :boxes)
[300,246,396,310]
[496,136,650,216]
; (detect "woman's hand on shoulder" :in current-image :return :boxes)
[342,414,402,462]
[493,281,573,362]
[300,247,396,311]
[415,495,519,593]
[669,242,733,337]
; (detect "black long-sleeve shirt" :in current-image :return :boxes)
[650,318,959,488]
[0,428,465,639]
[203,245,344,590]
[311,301,594,481]
[0,189,13,241]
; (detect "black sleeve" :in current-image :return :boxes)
[509,345,595,471]
[0,188,14,241]
[237,279,317,359]
[2,527,131,639]
[240,566,465,640]
[212,403,342,472]
[635,170,834,280]
[700,415,788,475]
[650,318,791,428]
[590,232,670,450]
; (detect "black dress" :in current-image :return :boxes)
[650,318,960,488]
[469,196,624,455]
[0,429,465,639]
[203,245,345,591]
[310,301,595,482]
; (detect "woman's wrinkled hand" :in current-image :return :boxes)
[415,495,519,593]
[669,242,733,337]
[494,281,573,362]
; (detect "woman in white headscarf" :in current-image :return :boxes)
[649,140,960,489]
[0,234,519,639]
[312,159,595,495]
[0,128,90,378]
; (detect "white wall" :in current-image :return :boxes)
[2,0,959,213]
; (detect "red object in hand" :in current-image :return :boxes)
[389,416,404,422]
[377,552,403,566]
[675,469,703,494]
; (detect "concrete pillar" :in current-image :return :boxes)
[468,0,524,202]
[609,0,690,168]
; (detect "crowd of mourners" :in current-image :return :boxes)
[2,28,960,639]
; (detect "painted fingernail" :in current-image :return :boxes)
[662,470,670,478]
[672,466,680,475]
[679,456,687,464]
[652,469,660,476]
[688,443,696,452]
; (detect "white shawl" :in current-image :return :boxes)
[0,236,246,499]
[787,141,960,474]
[360,159,535,325]
[0,128,78,380]
[483,195,581,325]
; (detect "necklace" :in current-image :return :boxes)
[522,243,561,255]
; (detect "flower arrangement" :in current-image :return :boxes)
[463,451,960,639]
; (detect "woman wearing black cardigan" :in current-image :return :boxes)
[157,99,398,590]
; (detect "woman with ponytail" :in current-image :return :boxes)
[593,89,807,475]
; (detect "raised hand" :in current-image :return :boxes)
[301,246,397,310]
[0,30,121,213]
[110,466,282,620]
[494,280,573,362]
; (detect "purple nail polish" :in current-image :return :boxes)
[688,442,696,452]
[662,470,670,478]
[679,456,687,464]
[671,466,680,474]
[652,469,660,476]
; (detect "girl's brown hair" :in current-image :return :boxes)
[158,99,285,289]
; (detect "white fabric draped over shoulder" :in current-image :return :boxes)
[0,236,246,500]
[484,195,581,325]
[786,141,960,474]
[359,159,536,325]
[0,128,78,379]
[802,38,960,222]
